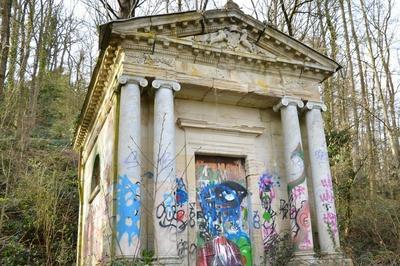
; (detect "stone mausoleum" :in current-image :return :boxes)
[74,2,350,265]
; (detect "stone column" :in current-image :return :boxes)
[305,101,340,254]
[152,79,181,263]
[273,96,314,254]
[116,76,148,256]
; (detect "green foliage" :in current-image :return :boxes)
[141,249,155,265]
[326,127,400,265]
[326,128,353,168]
[34,70,85,140]
[108,250,154,266]
[347,196,400,265]
[263,232,294,266]
[0,147,79,265]
[0,69,81,265]
[0,238,41,265]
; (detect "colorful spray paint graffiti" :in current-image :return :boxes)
[156,191,177,229]
[252,211,261,229]
[258,171,280,252]
[195,156,252,266]
[320,176,338,236]
[176,177,188,206]
[286,144,313,251]
[116,174,141,247]
[83,112,114,263]
[155,177,194,234]
[178,239,198,257]
[84,195,104,262]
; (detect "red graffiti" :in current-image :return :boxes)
[176,210,185,222]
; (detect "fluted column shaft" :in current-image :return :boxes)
[305,101,340,253]
[116,76,148,256]
[273,96,314,253]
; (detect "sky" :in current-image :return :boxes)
[65,0,256,21]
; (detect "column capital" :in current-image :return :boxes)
[118,75,148,87]
[152,79,181,92]
[305,101,327,112]
[273,96,304,112]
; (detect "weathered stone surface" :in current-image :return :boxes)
[74,4,348,266]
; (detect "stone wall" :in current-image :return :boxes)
[80,103,116,264]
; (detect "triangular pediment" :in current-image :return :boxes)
[104,7,340,74]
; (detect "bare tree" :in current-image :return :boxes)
[0,0,12,96]
[278,0,313,37]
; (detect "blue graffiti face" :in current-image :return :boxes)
[214,181,247,209]
[117,174,140,246]
[199,181,247,237]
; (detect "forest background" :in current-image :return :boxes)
[0,0,399,265]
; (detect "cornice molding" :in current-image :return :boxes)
[73,45,121,149]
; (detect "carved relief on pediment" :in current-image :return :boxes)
[125,52,176,68]
[185,25,276,57]
[144,54,175,68]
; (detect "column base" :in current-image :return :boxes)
[110,256,183,265]
[289,250,315,265]
[111,256,143,265]
[152,256,182,265]
[288,251,353,266]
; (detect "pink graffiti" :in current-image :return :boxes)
[290,205,297,220]
[292,185,305,200]
[294,201,313,251]
[320,177,334,203]
[323,212,338,235]
[299,237,313,250]
[320,190,334,203]
[321,177,333,190]
[297,202,311,231]
[263,224,276,238]
[262,221,279,253]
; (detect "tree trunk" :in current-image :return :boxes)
[16,1,34,151]
[346,0,375,197]
[339,0,360,173]
[6,0,22,91]
[27,0,53,142]
[119,0,138,18]
[0,0,12,96]
[359,0,398,170]
[380,14,400,165]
